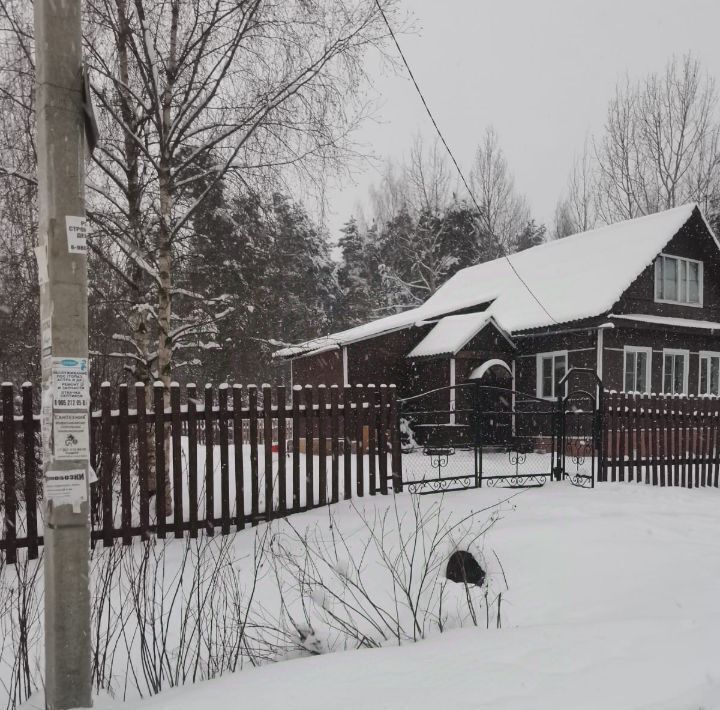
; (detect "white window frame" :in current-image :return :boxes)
[654,253,703,307]
[698,351,720,397]
[623,346,652,394]
[662,348,690,395]
[536,350,568,400]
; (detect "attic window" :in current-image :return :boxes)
[654,254,702,306]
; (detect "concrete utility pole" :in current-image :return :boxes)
[35,0,92,707]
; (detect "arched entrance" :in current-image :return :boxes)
[467,359,513,445]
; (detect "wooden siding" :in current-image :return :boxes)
[603,323,720,395]
[291,348,343,388]
[614,210,720,321]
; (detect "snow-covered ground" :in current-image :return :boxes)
[14,482,720,710]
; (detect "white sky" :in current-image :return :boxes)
[322,0,720,237]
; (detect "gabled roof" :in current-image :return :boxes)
[275,203,715,359]
[407,313,513,359]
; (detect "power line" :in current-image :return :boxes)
[373,0,558,325]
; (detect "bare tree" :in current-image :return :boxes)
[469,127,530,253]
[594,54,720,222]
[553,139,597,238]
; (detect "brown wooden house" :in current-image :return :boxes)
[274,203,720,408]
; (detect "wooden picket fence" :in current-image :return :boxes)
[0,381,402,564]
[601,391,720,486]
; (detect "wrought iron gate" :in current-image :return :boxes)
[398,368,603,494]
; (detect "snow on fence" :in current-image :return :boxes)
[601,391,720,487]
[0,382,402,564]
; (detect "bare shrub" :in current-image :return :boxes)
[267,495,506,657]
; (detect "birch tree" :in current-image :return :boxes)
[85,0,400,390]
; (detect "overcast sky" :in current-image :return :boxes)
[322,0,720,237]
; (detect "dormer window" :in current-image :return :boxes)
[654,254,702,306]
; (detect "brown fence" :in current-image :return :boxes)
[601,391,720,486]
[0,382,402,564]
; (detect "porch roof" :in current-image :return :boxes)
[406,313,512,359]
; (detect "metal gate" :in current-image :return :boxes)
[398,368,603,494]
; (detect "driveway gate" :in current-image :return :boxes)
[398,368,602,494]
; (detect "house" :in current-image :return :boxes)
[274,203,720,409]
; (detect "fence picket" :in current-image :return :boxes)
[277,386,287,512]
[219,384,231,534]
[390,385,403,493]
[317,385,327,506]
[187,384,199,537]
[304,385,314,509]
[330,386,339,504]
[248,385,259,523]
[119,384,132,544]
[154,382,167,538]
[263,385,273,522]
[204,384,215,535]
[21,383,38,559]
[101,383,114,546]
[233,385,245,528]
[355,385,364,497]
[379,385,389,495]
[343,385,352,499]
[135,383,150,538]
[2,383,17,563]
[292,386,301,511]
[170,383,184,538]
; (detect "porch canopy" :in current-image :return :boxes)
[407,312,514,359]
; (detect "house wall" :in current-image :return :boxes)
[603,324,720,395]
[291,349,343,388]
[514,329,598,397]
[614,210,720,321]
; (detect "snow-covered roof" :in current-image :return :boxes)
[609,313,720,331]
[407,313,511,358]
[274,308,424,358]
[421,203,709,333]
[276,203,713,359]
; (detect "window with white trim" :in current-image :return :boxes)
[536,351,567,399]
[654,254,702,305]
[699,351,720,396]
[623,346,651,394]
[662,349,689,395]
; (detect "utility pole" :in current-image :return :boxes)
[35,0,92,707]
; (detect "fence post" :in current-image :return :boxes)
[22,382,39,559]
[2,383,17,563]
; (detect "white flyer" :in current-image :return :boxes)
[65,215,88,255]
[53,412,89,460]
[45,467,87,513]
[52,357,89,409]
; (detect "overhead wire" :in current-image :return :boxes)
[372,0,558,324]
